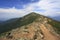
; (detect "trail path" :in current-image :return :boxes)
[40,24,60,40]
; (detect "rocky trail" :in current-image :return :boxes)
[40,24,60,40]
[0,23,60,40]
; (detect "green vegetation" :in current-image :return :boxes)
[0,12,40,34]
[0,32,6,37]
[48,20,60,34]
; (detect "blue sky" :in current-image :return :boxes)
[0,0,39,9]
[0,0,60,21]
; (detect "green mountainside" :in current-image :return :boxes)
[0,12,40,34]
[0,12,60,36]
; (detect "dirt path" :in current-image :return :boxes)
[40,24,60,40]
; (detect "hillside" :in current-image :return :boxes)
[0,12,60,40]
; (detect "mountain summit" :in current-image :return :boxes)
[0,12,60,40]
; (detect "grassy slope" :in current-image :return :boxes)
[48,20,60,34]
[0,12,40,34]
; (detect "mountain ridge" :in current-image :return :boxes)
[0,12,60,40]
[0,12,60,34]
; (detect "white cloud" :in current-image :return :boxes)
[35,0,60,16]
[0,4,34,20]
[0,0,60,20]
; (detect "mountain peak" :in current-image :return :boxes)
[25,12,40,17]
[29,12,38,15]
[0,12,60,40]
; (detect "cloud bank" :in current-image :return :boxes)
[0,0,60,20]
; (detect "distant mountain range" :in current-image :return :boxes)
[52,16,60,21]
[0,21,3,23]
